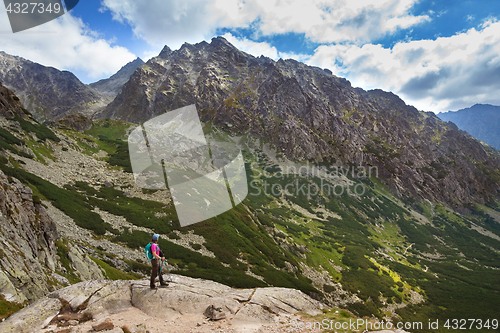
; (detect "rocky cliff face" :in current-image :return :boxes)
[0,82,28,120]
[0,52,111,122]
[89,57,145,97]
[0,168,58,303]
[98,36,500,208]
[0,83,106,306]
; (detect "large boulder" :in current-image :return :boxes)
[131,278,243,319]
[48,280,109,310]
[131,275,324,325]
[86,280,133,316]
[0,275,325,333]
[0,297,61,333]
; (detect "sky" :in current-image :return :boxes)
[1,0,500,113]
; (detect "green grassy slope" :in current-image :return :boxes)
[1,118,499,332]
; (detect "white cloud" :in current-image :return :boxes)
[100,0,428,46]
[0,10,136,81]
[307,20,500,112]
[100,0,220,49]
[222,33,278,59]
[222,33,311,64]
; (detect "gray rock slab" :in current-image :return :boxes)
[249,287,324,316]
[0,297,61,333]
[167,274,234,296]
[131,279,241,319]
[232,303,277,326]
[48,280,109,310]
[86,280,133,316]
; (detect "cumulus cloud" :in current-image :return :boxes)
[221,33,313,65]
[222,33,278,59]
[0,10,136,81]
[100,0,428,46]
[307,20,500,112]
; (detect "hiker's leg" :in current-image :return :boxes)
[150,259,158,288]
[159,267,165,284]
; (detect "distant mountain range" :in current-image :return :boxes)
[0,52,143,122]
[438,104,500,150]
[0,51,107,121]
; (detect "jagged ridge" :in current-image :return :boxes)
[98,36,500,208]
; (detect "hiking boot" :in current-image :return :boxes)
[150,285,157,289]
[160,283,169,287]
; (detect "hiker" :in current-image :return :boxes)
[148,234,168,289]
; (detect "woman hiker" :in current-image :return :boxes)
[150,234,168,289]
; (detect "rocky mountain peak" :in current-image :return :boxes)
[0,52,111,121]
[438,103,500,150]
[210,35,237,49]
[97,36,500,207]
[89,57,145,97]
[158,45,173,59]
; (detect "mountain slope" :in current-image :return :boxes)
[89,57,144,97]
[0,83,108,308]
[0,51,111,122]
[438,103,500,150]
[98,36,500,209]
[1,81,500,330]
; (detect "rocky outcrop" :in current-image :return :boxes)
[0,275,325,333]
[0,169,58,303]
[98,36,500,208]
[89,58,145,97]
[52,114,93,132]
[0,82,27,119]
[0,52,111,121]
[0,84,106,305]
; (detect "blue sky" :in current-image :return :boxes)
[1,0,500,112]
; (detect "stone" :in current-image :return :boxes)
[92,318,114,331]
[86,280,133,316]
[131,277,242,320]
[103,329,124,333]
[0,169,59,303]
[66,246,105,281]
[128,323,147,333]
[249,288,324,316]
[2,275,326,332]
[0,269,27,304]
[203,305,226,321]
[0,297,61,333]
[68,319,79,326]
[51,272,70,286]
[48,280,110,311]
[232,303,276,326]
[55,114,93,132]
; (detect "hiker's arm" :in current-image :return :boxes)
[152,244,161,259]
